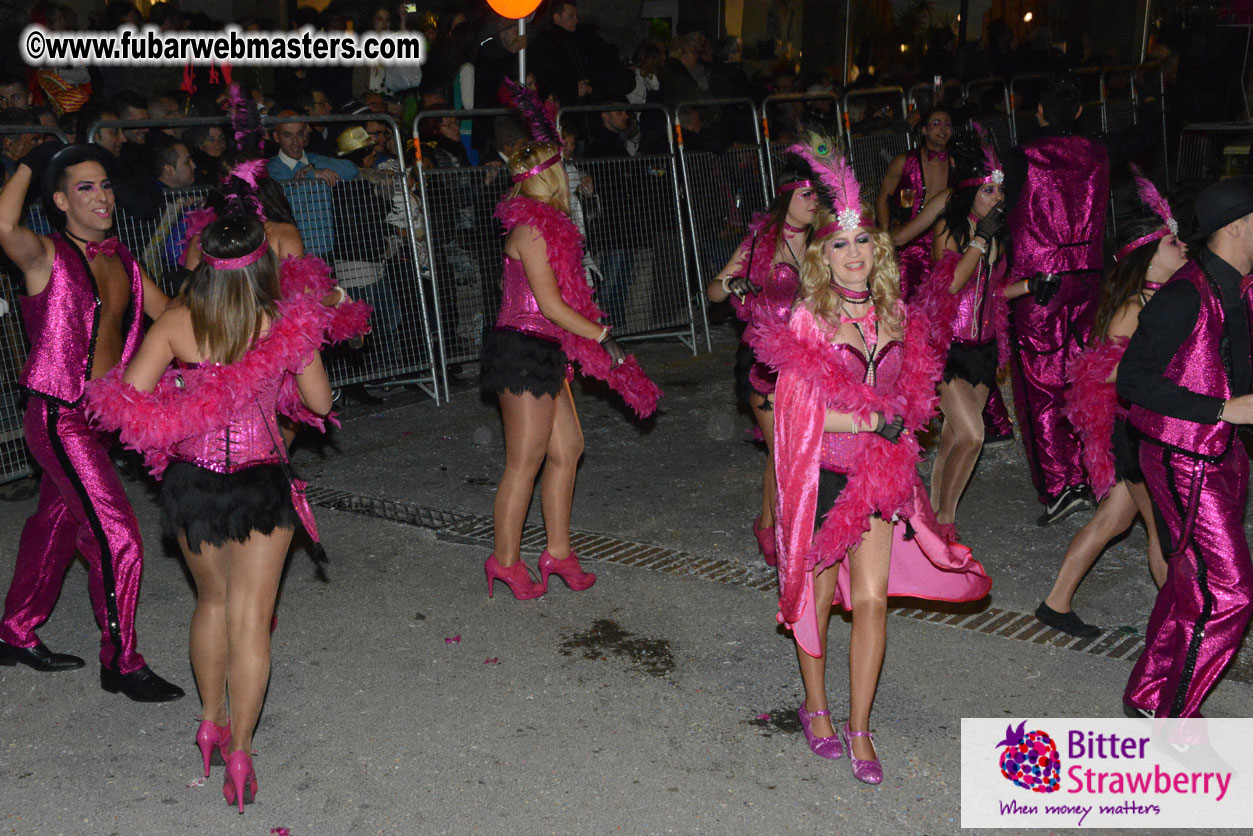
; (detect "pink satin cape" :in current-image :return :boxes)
[754,303,992,657]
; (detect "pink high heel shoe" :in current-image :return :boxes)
[538,549,596,592]
[753,516,777,567]
[222,750,258,813]
[797,703,843,759]
[841,721,883,784]
[484,555,546,600]
[195,718,230,777]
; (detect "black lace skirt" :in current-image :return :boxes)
[480,328,568,398]
[162,461,298,553]
[943,340,998,389]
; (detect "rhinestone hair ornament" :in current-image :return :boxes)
[1114,164,1179,262]
[787,133,871,236]
[957,122,1004,188]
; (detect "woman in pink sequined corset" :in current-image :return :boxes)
[923,129,1018,535]
[91,214,333,812]
[706,168,817,567]
[752,138,990,784]
[479,132,661,600]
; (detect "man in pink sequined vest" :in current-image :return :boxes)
[1003,78,1109,526]
[1118,178,1253,718]
[0,144,183,702]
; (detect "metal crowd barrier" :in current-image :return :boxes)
[963,77,1014,155]
[674,98,771,351]
[410,106,513,396]
[907,79,965,114]
[557,102,699,351]
[760,92,843,192]
[843,86,911,196]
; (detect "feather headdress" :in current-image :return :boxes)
[497,78,563,183]
[1114,164,1179,262]
[957,121,1004,188]
[787,132,870,233]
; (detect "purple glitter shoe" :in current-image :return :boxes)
[797,703,843,759]
[841,721,883,784]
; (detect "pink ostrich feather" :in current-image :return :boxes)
[1130,164,1177,233]
[970,120,1002,179]
[1063,337,1128,500]
[787,135,863,226]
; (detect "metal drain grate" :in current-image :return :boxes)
[307,486,1186,671]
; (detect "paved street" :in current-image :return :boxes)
[1,326,1249,836]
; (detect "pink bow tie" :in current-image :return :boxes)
[926,150,948,162]
[83,237,120,261]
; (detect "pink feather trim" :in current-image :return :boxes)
[1130,163,1177,233]
[85,293,334,477]
[494,197,662,418]
[1063,337,1127,500]
[917,249,1012,369]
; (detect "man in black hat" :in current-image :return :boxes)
[0,143,184,702]
[1117,176,1253,718]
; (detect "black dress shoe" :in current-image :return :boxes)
[0,640,85,672]
[1035,601,1102,638]
[100,665,186,702]
[344,383,384,406]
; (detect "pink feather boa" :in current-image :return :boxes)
[1063,337,1127,500]
[915,249,1011,368]
[752,303,944,623]
[85,293,341,478]
[494,196,662,418]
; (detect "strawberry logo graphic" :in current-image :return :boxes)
[996,721,1061,793]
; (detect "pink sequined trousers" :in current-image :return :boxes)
[0,398,145,673]
[1009,271,1099,500]
[1124,440,1252,718]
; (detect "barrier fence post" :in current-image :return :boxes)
[673,97,769,352]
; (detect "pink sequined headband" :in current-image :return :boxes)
[512,151,563,183]
[1114,228,1171,262]
[202,239,269,270]
[778,179,814,193]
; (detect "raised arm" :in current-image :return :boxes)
[121,308,181,391]
[707,237,753,303]
[892,188,951,247]
[0,164,54,294]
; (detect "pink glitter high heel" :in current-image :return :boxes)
[841,721,883,784]
[753,516,777,567]
[484,555,546,600]
[797,703,843,759]
[195,718,230,777]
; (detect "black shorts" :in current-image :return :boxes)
[943,340,998,389]
[1112,417,1143,485]
[162,461,298,553]
[480,328,567,398]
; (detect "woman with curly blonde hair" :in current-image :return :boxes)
[752,139,990,783]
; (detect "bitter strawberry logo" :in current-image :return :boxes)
[996,720,1061,793]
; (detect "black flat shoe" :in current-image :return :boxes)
[1035,602,1102,638]
[100,665,186,702]
[0,640,85,672]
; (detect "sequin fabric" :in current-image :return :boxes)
[493,256,563,343]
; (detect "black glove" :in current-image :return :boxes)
[1028,272,1061,306]
[973,201,1005,246]
[873,414,906,443]
[600,335,626,369]
[726,275,761,301]
[18,139,64,184]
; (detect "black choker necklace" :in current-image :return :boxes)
[783,221,807,234]
[836,283,871,302]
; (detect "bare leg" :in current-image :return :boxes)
[847,517,893,762]
[1043,483,1138,613]
[181,536,230,727]
[538,383,584,559]
[1126,481,1168,588]
[223,527,294,755]
[492,391,558,567]
[751,393,777,528]
[933,380,989,525]
[796,561,840,738]
[929,419,954,515]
